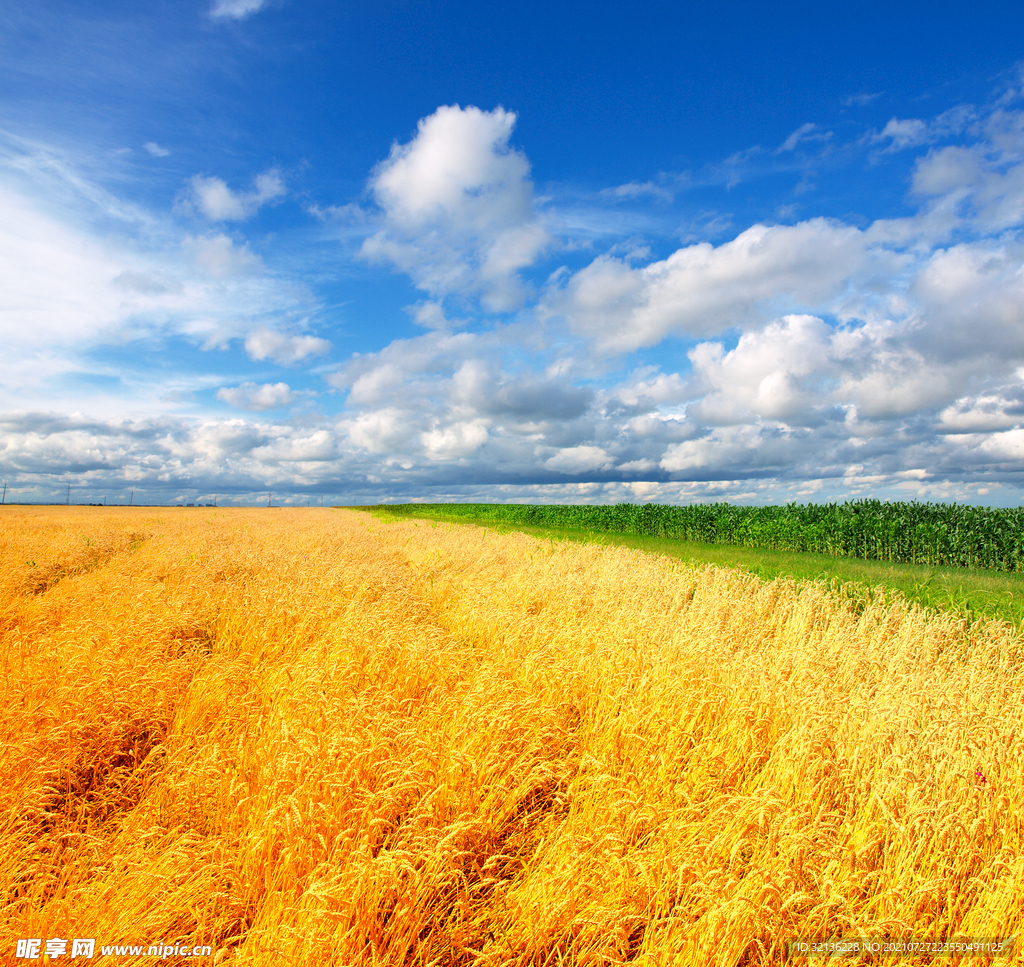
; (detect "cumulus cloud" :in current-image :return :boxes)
[451,360,594,422]
[544,445,613,474]
[660,423,805,475]
[216,381,298,411]
[244,329,331,365]
[938,395,1023,433]
[545,218,870,353]
[421,420,490,461]
[686,315,836,425]
[360,104,551,312]
[911,241,1024,360]
[184,169,285,221]
[316,87,1024,493]
[344,408,419,455]
[346,363,408,405]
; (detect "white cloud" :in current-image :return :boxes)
[0,164,320,415]
[0,184,136,348]
[217,382,297,411]
[244,328,331,365]
[607,370,689,410]
[185,169,285,221]
[911,145,985,197]
[181,233,262,278]
[344,408,418,455]
[938,396,1022,433]
[543,445,612,474]
[406,300,462,330]
[686,315,835,425]
[144,142,170,157]
[360,104,551,312]
[911,112,1024,233]
[911,241,1024,359]
[112,270,182,295]
[871,106,976,154]
[819,320,953,420]
[421,421,490,461]
[778,123,831,153]
[326,328,481,396]
[210,0,269,19]
[872,117,931,152]
[253,429,338,463]
[347,364,406,405]
[601,180,675,202]
[451,359,594,422]
[660,424,796,474]
[8,99,1024,504]
[188,177,246,221]
[978,427,1024,462]
[546,218,869,353]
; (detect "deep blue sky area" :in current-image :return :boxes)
[7,1,1019,189]
[2,0,1024,505]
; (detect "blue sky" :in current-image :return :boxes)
[3,0,1024,506]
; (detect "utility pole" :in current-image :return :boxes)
[2,482,6,505]
[66,483,71,505]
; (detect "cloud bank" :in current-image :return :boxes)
[4,92,1024,506]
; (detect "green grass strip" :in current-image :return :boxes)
[354,505,1024,631]
[354,499,1024,572]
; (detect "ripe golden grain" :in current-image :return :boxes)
[0,507,1021,965]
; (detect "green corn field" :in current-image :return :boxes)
[375,500,1024,572]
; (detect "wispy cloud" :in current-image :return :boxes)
[0,137,323,417]
[843,92,882,107]
[868,105,977,154]
[600,179,678,203]
[210,0,270,20]
[778,123,832,153]
[181,233,262,278]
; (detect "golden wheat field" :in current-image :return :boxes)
[1,506,1022,966]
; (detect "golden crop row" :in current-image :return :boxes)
[1,507,1021,965]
